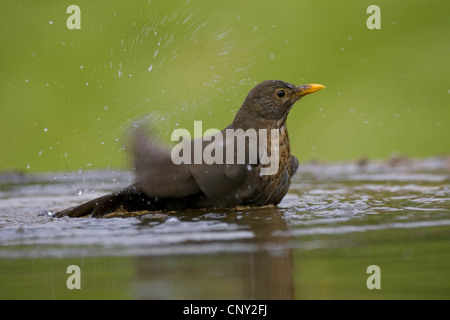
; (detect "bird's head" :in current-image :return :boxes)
[234,80,325,126]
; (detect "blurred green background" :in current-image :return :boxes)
[1,0,449,173]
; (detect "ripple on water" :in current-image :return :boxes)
[0,158,449,258]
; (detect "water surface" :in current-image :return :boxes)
[1,158,450,299]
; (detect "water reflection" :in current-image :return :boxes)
[1,157,450,299]
[134,206,294,299]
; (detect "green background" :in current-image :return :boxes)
[1,0,449,173]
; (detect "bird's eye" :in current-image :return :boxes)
[276,89,286,98]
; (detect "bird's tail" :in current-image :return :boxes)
[53,185,152,218]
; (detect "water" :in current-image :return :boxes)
[1,157,450,299]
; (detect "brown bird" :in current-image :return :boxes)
[54,80,325,218]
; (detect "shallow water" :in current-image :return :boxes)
[1,158,450,299]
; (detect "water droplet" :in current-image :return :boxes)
[165,217,180,225]
[26,164,30,169]
[77,190,83,195]
[43,128,48,132]
[148,64,153,71]
[80,65,83,69]
[49,20,53,25]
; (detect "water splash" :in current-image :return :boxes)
[0,158,449,258]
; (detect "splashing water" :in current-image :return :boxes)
[0,157,449,258]
[102,2,266,138]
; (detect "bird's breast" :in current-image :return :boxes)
[240,126,292,206]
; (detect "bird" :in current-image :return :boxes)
[54,80,325,218]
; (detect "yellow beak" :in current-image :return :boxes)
[295,84,326,97]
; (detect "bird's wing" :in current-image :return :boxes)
[132,129,250,201]
[132,129,201,197]
[188,162,247,201]
[187,131,250,201]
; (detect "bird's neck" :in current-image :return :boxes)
[229,108,288,131]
